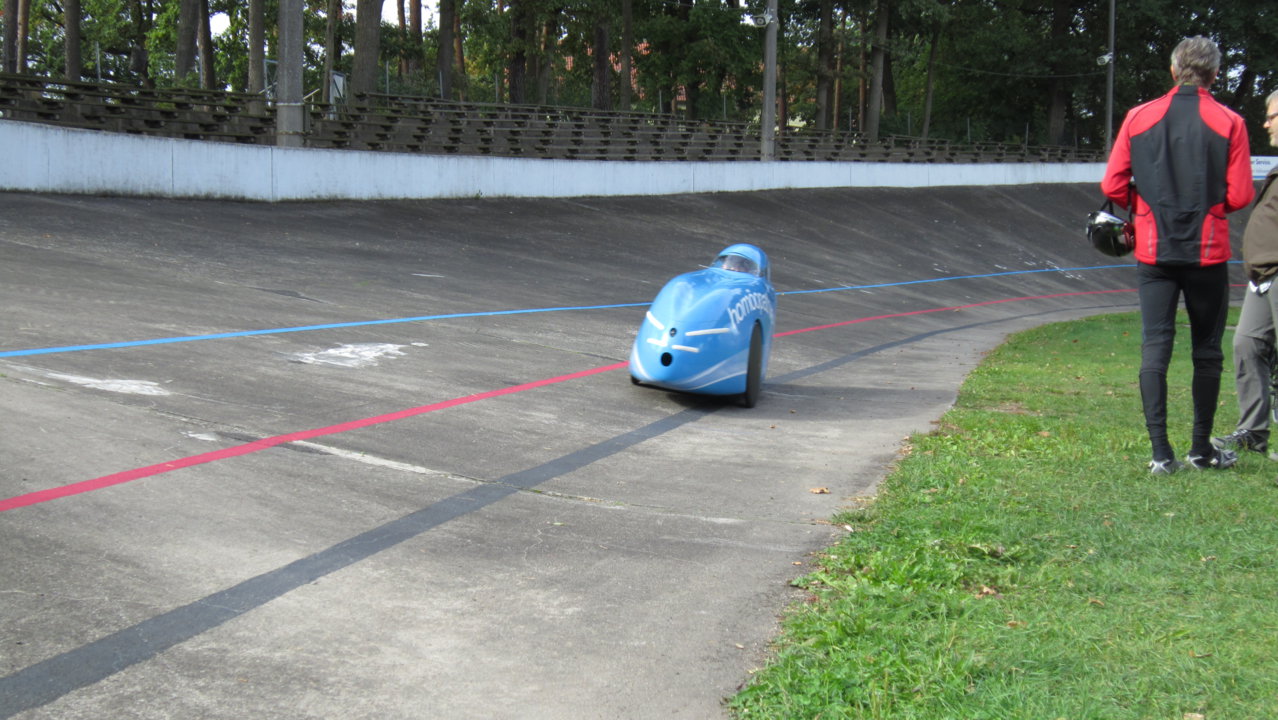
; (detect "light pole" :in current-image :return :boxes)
[276,0,305,147]
[761,0,777,161]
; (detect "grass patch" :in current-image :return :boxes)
[730,310,1278,719]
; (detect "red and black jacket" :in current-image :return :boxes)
[1101,84,1253,266]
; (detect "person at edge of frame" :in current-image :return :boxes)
[1100,35,1255,475]
[1212,90,1278,460]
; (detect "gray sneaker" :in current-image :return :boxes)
[1211,429,1268,454]
[1185,447,1238,470]
[1149,458,1183,475]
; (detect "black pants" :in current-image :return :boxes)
[1136,262,1229,460]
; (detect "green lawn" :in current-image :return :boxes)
[730,310,1278,719]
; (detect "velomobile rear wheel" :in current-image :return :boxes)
[741,323,763,408]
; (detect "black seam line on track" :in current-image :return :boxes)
[769,301,1135,387]
[0,301,1132,718]
[0,408,710,718]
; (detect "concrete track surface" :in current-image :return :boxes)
[0,186,1245,719]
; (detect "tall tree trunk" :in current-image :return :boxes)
[1232,66,1255,111]
[778,75,787,134]
[920,27,938,139]
[814,0,834,130]
[15,0,30,72]
[831,6,845,131]
[507,0,530,104]
[677,0,693,118]
[865,0,888,141]
[407,0,421,76]
[619,0,632,110]
[857,5,867,132]
[175,0,199,81]
[127,0,151,85]
[2,0,17,73]
[250,0,266,104]
[882,48,895,117]
[437,0,454,98]
[591,17,610,110]
[452,9,465,99]
[198,0,216,89]
[395,0,406,74]
[64,0,82,79]
[1044,0,1070,145]
[351,0,383,96]
[322,0,337,102]
[1045,85,1067,145]
[535,10,559,104]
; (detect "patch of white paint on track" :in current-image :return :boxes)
[46,373,170,396]
[291,440,470,481]
[289,343,407,368]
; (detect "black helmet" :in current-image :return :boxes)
[1087,207,1135,257]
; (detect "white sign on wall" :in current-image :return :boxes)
[1252,156,1278,180]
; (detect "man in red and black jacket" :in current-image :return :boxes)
[1101,35,1254,475]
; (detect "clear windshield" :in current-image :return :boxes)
[710,253,760,276]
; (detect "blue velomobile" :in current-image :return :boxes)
[628,243,777,408]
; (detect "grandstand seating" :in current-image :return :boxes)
[0,72,1104,164]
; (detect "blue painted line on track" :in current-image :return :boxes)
[0,304,648,359]
[0,264,1135,359]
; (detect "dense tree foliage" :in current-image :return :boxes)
[3,0,1277,151]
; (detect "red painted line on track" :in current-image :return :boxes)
[0,363,626,512]
[0,288,1138,512]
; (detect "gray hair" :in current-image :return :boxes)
[1171,36,1221,86]
[1268,89,1278,107]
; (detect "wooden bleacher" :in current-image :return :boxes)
[0,72,1105,164]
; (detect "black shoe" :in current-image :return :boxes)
[1148,458,1183,475]
[1185,447,1238,470]
[1212,429,1268,454]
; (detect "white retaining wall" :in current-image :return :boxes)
[1,118,1108,201]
